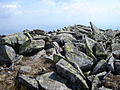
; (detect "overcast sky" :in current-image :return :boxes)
[0,0,120,34]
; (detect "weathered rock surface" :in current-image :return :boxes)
[1,22,120,90]
[56,59,89,90]
[19,39,45,55]
[36,72,70,90]
[0,45,16,66]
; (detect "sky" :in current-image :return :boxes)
[0,0,120,35]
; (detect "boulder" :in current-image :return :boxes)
[16,75,39,90]
[36,72,70,90]
[0,45,16,66]
[19,39,45,55]
[19,66,32,74]
[56,59,89,90]
[29,49,46,60]
[52,33,76,46]
[112,50,120,59]
[93,42,107,59]
[64,43,94,71]
[0,32,29,45]
[114,60,120,74]
[111,43,120,52]
[107,55,115,72]
[92,60,107,74]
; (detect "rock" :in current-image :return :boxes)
[90,22,106,41]
[0,32,29,45]
[91,72,107,90]
[112,50,120,59]
[52,33,76,46]
[64,43,94,71]
[114,60,120,74]
[52,41,63,53]
[93,42,107,59]
[56,59,89,90]
[90,22,101,34]
[107,55,115,72]
[32,35,47,40]
[99,86,112,90]
[36,72,70,90]
[53,54,65,63]
[12,55,23,64]
[19,66,32,74]
[19,39,45,55]
[16,75,39,90]
[85,36,97,60]
[29,49,46,60]
[28,29,46,36]
[0,45,16,66]
[111,43,120,52]
[92,60,107,74]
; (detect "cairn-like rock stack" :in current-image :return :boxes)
[0,22,120,90]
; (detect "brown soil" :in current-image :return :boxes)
[102,73,120,89]
[0,56,55,90]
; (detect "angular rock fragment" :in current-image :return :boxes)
[16,75,39,90]
[36,72,70,90]
[114,60,120,74]
[0,45,16,66]
[92,60,107,74]
[19,39,45,55]
[56,59,89,90]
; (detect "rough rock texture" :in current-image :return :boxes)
[1,22,120,90]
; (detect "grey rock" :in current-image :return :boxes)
[114,60,120,74]
[111,43,120,52]
[12,55,23,64]
[99,86,112,90]
[19,66,32,74]
[56,59,89,90]
[64,43,94,71]
[112,50,120,59]
[19,39,45,54]
[52,33,76,46]
[107,55,115,72]
[16,75,39,90]
[0,32,29,45]
[92,60,107,74]
[36,72,70,90]
[93,42,107,59]
[85,36,97,60]
[30,49,46,60]
[32,35,47,40]
[0,45,16,65]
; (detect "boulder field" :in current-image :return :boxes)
[0,22,120,90]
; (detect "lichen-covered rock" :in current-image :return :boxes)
[0,45,16,66]
[56,59,89,90]
[0,32,29,45]
[16,75,39,90]
[112,50,120,59]
[64,43,94,71]
[29,49,46,60]
[92,60,107,74]
[52,33,76,46]
[19,39,45,55]
[111,43,120,52]
[19,66,32,74]
[93,42,107,59]
[36,72,70,90]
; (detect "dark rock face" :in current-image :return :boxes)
[1,22,120,90]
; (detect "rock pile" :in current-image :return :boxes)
[0,22,120,90]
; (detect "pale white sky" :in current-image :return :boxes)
[0,0,120,34]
